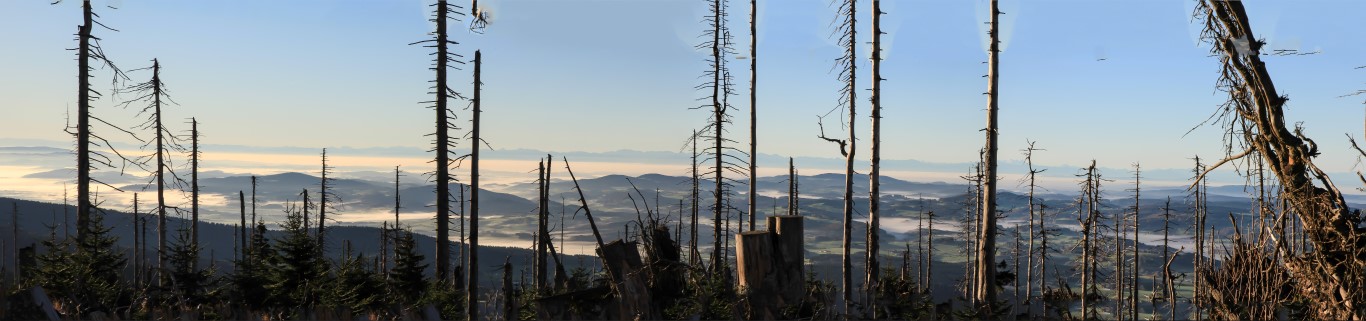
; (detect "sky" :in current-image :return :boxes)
[1,0,1365,195]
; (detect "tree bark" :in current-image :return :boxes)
[865,1,883,316]
[434,0,453,284]
[467,49,483,321]
[974,0,1000,310]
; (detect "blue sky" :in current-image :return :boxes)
[1,0,1363,178]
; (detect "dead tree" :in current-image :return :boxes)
[318,148,338,253]
[1161,197,1181,321]
[974,0,1002,311]
[1114,180,1125,321]
[122,59,185,284]
[693,0,743,273]
[1129,164,1140,321]
[1189,157,1207,320]
[414,0,465,284]
[1021,141,1044,315]
[536,160,548,291]
[467,50,483,321]
[250,176,257,233]
[133,193,141,286]
[1193,1,1366,318]
[746,0,758,233]
[189,118,200,254]
[238,191,246,263]
[690,129,701,267]
[67,0,129,246]
[1077,161,1101,321]
[865,0,886,315]
[788,157,798,217]
[816,0,857,315]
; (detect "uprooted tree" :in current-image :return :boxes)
[1194,1,1366,319]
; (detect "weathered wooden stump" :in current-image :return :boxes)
[736,215,805,320]
[600,240,653,320]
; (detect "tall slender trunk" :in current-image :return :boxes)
[467,50,483,321]
[975,0,1001,309]
[708,0,727,273]
[535,160,547,291]
[1024,142,1039,316]
[1162,197,1176,320]
[191,118,200,259]
[251,176,257,235]
[839,0,858,316]
[434,0,453,283]
[1130,164,1141,321]
[239,191,247,261]
[865,1,883,314]
[747,0,758,233]
[318,149,329,253]
[76,0,93,245]
[1115,190,1124,321]
[788,157,796,216]
[153,60,168,285]
[690,130,700,267]
[1012,224,1021,314]
[1191,157,1205,321]
[133,193,140,287]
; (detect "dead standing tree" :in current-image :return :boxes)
[974,0,1003,313]
[412,0,465,285]
[1193,1,1366,319]
[121,59,187,285]
[815,0,857,316]
[467,49,485,321]
[64,0,130,247]
[692,0,744,274]
[1019,141,1044,316]
[746,0,758,233]
[865,1,886,316]
[188,118,200,269]
[317,149,339,254]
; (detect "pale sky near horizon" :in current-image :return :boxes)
[2,0,1364,179]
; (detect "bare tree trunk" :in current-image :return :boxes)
[191,119,200,260]
[747,0,758,233]
[1013,224,1021,314]
[1115,187,1124,321]
[1162,197,1177,320]
[865,1,884,316]
[1131,164,1141,321]
[691,130,701,267]
[76,0,93,245]
[836,0,857,315]
[152,59,168,286]
[239,191,247,262]
[974,0,1001,310]
[433,0,453,284]
[1080,161,1097,321]
[467,50,483,321]
[1191,157,1205,321]
[133,193,140,287]
[536,160,547,292]
[1023,142,1040,316]
[251,176,257,234]
[318,149,330,254]
[788,157,796,216]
